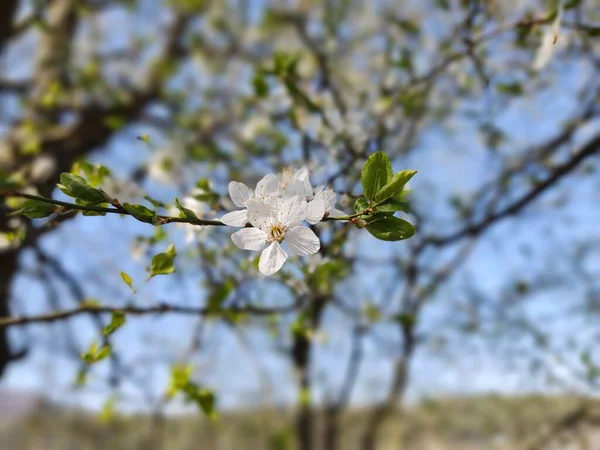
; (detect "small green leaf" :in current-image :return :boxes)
[102,311,126,336]
[354,197,369,214]
[252,71,269,98]
[120,272,136,293]
[0,171,24,190]
[361,152,392,201]
[375,198,410,214]
[144,195,166,208]
[59,173,108,204]
[174,197,198,220]
[496,82,524,96]
[393,312,416,329]
[122,203,157,224]
[373,170,417,203]
[435,0,450,9]
[366,216,415,241]
[81,342,112,364]
[11,199,56,218]
[190,388,218,420]
[149,243,177,278]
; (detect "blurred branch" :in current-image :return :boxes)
[423,132,600,248]
[0,301,302,329]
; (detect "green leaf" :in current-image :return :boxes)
[102,311,126,336]
[366,216,415,241]
[81,342,111,364]
[122,203,157,224]
[564,0,583,9]
[354,197,369,214]
[149,243,177,278]
[144,195,166,208]
[375,198,410,214]
[361,152,392,201]
[0,171,24,190]
[373,170,417,203]
[120,271,136,293]
[496,82,524,96]
[435,0,450,9]
[174,197,198,220]
[72,161,111,187]
[252,71,269,98]
[58,173,108,204]
[188,388,218,420]
[393,312,416,329]
[11,199,56,218]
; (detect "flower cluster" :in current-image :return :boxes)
[221,168,345,276]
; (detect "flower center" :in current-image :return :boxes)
[268,223,286,243]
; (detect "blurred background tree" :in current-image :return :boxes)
[0,0,599,449]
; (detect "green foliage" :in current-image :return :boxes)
[358,152,416,241]
[0,170,24,190]
[58,173,109,204]
[366,216,415,241]
[149,243,177,278]
[361,152,393,201]
[81,341,112,364]
[102,311,126,336]
[122,203,157,224]
[167,365,217,419]
[496,82,524,96]
[373,170,417,203]
[252,71,269,98]
[10,199,56,218]
[120,272,136,293]
[174,197,199,220]
[375,197,410,214]
[71,161,111,187]
[393,312,417,329]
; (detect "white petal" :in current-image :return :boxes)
[255,174,279,197]
[259,242,288,276]
[329,208,347,218]
[221,210,248,227]
[294,167,309,181]
[315,186,336,211]
[228,181,253,207]
[246,198,273,230]
[306,199,325,224]
[533,1,563,70]
[231,228,268,251]
[278,195,307,227]
[286,226,320,256]
[284,179,307,197]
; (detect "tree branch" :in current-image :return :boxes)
[424,132,600,248]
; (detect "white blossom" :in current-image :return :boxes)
[231,196,320,276]
[220,174,280,226]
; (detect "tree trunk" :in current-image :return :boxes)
[0,250,19,377]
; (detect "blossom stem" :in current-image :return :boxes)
[3,191,365,227]
[2,191,226,227]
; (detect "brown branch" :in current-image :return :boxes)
[0,301,301,329]
[424,132,600,248]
